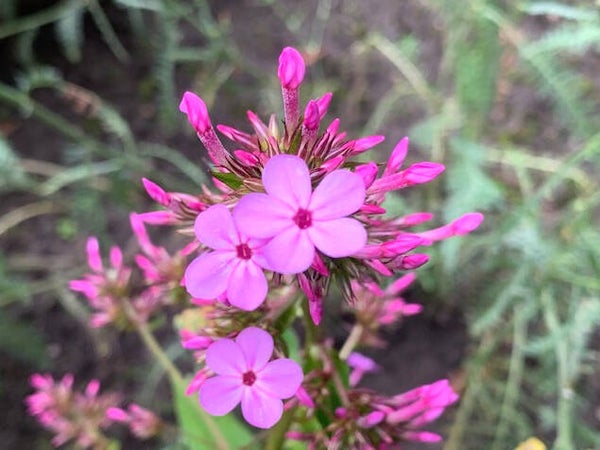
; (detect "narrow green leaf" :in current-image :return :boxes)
[211,171,243,190]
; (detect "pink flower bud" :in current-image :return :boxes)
[106,407,129,422]
[278,47,305,89]
[179,91,211,134]
[394,212,434,226]
[142,178,170,206]
[315,92,332,119]
[86,237,103,272]
[109,246,123,270]
[403,431,442,443]
[350,135,386,155]
[135,211,177,225]
[452,212,484,235]
[357,411,385,428]
[385,137,409,174]
[303,100,320,130]
[355,162,379,188]
[403,162,445,184]
[396,253,429,270]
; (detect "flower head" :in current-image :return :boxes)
[185,204,270,310]
[199,327,303,428]
[234,155,367,274]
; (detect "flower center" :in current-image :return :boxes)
[236,243,252,260]
[293,209,312,229]
[242,371,256,386]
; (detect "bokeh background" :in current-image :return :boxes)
[1,0,600,449]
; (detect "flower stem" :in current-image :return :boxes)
[338,323,363,360]
[132,317,229,450]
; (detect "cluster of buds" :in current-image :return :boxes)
[69,214,194,328]
[349,273,423,348]
[25,374,120,448]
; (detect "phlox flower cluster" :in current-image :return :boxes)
[69,214,195,328]
[26,374,162,447]
[26,373,119,448]
[58,45,484,448]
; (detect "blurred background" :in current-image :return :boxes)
[1,0,600,449]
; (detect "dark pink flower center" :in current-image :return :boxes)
[293,209,312,229]
[236,243,252,260]
[242,371,256,386]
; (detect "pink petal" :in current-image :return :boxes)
[235,327,274,372]
[263,227,315,274]
[256,359,303,399]
[240,388,283,429]
[199,376,243,416]
[234,193,294,239]
[184,251,233,299]
[205,339,245,375]
[194,204,238,250]
[262,155,312,209]
[310,170,365,220]
[227,261,268,311]
[308,218,367,257]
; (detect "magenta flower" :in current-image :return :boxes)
[199,327,303,429]
[234,155,367,274]
[184,204,270,311]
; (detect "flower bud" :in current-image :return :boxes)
[278,47,305,89]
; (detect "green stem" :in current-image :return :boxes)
[541,291,574,450]
[131,317,229,450]
[338,323,363,360]
[0,0,87,40]
[264,407,296,450]
[0,82,104,155]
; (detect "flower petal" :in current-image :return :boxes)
[205,339,245,375]
[184,251,234,299]
[308,218,367,257]
[256,358,303,399]
[310,170,365,220]
[240,387,283,429]
[262,155,312,209]
[263,227,314,274]
[194,204,238,249]
[235,327,273,372]
[234,193,294,239]
[199,376,243,416]
[227,261,268,311]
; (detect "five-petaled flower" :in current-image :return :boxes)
[184,204,270,311]
[234,155,367,274]
[199,327,303,429]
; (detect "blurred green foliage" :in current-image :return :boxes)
[1,0,599,449]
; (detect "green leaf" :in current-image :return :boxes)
[0,136,27,191]
[171,377,254,450]
[444,137,504,219]
[55,7,84,62]
[0,314,49,367]
[522,2,600,21]
[211,171,243,190]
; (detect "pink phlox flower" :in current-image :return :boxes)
[184,204,271,311]
[199,327,303,429]
[234,155,367,274]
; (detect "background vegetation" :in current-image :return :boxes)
[1,0,599,449]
